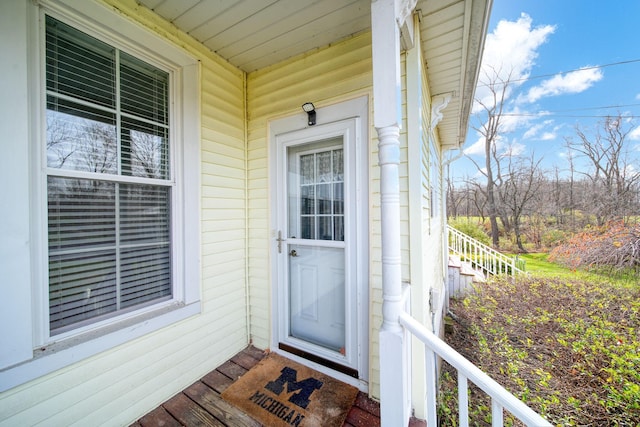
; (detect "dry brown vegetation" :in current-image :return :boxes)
[439,274,640,426]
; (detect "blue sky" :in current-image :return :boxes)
[451,0,640,183]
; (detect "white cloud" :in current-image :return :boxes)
[629,126,640,141]
[636,93,640,101]
[522,119,556,140]
[504,142,526,157]
[540,132,556,141]
[473,14,555,112]
[522,123,544,139]
[464,135,488,156]
[522,67,604,103]
[464,132,525,158]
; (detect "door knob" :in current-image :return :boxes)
[289,249,298,257]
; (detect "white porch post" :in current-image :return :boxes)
[372,0,415,425]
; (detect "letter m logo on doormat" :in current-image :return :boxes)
[265,367,323,409]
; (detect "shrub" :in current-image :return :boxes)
[541,228,567,248]
[449,218,491,246]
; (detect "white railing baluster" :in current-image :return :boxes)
[492,400,503,426]
[426,346,438,427]
[458,372,469,427]
[399,312,551,426]
[447,225,525,277]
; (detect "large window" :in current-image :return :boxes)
[45,16,174,335]
[0,0,200,386]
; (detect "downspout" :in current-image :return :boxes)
[430,95,454,325]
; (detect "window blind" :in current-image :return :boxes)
[46,16,172,334]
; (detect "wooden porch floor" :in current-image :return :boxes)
[130,346,427,427]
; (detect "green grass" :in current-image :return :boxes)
[517,253,568,275]
[515,253,638,285]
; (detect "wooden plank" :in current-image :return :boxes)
[184,381,261,427]
[201,370,234,394]
[216,361,247,381]
[243,346,267,362]
[163,393,225,427]
[138,406,181,427]
[230,351,262,370]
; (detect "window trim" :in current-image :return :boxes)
[0,0,201,391]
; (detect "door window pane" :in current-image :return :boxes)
[289,142,344,242]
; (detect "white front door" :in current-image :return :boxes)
[273,113,366,380]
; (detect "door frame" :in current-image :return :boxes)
[269,96,369,390]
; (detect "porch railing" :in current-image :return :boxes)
[447,225,525,277]
[398,311,551,427]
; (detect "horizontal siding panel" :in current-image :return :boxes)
[203,277,246,303]
[201,73,244,108]
[202,196,244,210]
[202,94,244,128]
[250,52,371,104]
[249,32,370,90]
[201,229,245,245]
[247,177,268,190]
[247,168,267,181]
[202,259,245,280]
[202,119,244,142]
[201,186,244,200]
[201,134,245,159]
[251,70,372,119]
[202,247,244,267]
[202,208,245,221]
[202,176,244,192]
[202,152,244,171]
[201,167,243,182]
[247,148,267,160]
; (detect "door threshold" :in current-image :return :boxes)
[278,342,359,379]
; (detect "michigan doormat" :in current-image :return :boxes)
[221,353,358,427]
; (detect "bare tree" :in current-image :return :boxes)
[467,66,514,247]
[566,115,640,224]
[499,152,543,252]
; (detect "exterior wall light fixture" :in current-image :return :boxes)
[302,102,316,126]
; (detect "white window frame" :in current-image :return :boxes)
[0,0,201,391]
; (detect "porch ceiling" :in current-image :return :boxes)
[138,0,491,148]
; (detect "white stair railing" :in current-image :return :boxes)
[447,225,525,277]
[399,311,551,427]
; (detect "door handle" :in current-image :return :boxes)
[277,231,285,253]
[289,249,298,257]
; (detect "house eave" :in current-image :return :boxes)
[133,1,493,149]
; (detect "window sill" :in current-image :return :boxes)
[0,301,201,392]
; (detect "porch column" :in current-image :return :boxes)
[371,0,415,425]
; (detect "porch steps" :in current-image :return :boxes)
[448,254,485,298]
